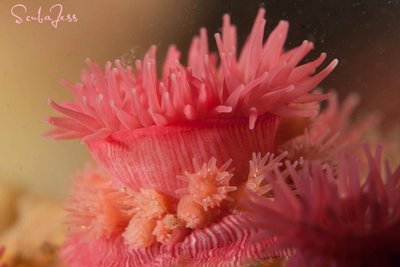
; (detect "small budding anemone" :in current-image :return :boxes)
[65,166,133,239]
[123,216,158,248]
[123,188,173,248]
[131,188,172,218]
[176,158,236,211]
[176,158,236,228]
[153,214,186,245]
[246,152,288,196]
[280,128,341,166]
[279,93,380,166]
[177,195,210,229]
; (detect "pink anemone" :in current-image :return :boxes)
[48,7,338,267]
[279,93,380,165]
[65,165,133,239]
[242,145,400,267]
[46,8,335,197]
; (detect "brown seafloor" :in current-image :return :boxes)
[0,181,65,267]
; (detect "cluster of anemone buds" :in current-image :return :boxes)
[122,158,237,248]
[176,158,237,229]
[122,188,179,248]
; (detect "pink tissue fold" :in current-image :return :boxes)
[61,214,278,267]
[88,114,279,197]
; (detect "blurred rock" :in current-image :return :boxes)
[0,193,66,267]
[0,181,21,233]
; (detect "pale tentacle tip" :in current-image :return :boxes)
[331,59,339,67]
